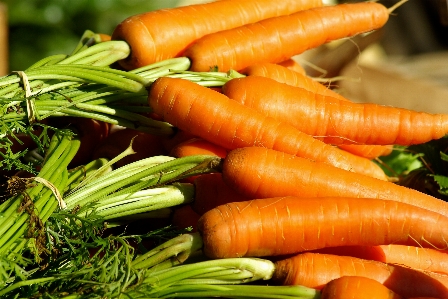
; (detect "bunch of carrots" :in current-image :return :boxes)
[4,0,448,298]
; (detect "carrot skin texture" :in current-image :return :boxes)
[337,144,393,159]
[220,147,448,217]
[273,252,448,298]
[312,245,448,276]
[222,76,448,146]
[320,276,403,299]
[185,2,389,72]
[148,77,387,180]
[192,173,251,216]
[241,62,347,101]
[197,196,448,259]
[111,0,323,70]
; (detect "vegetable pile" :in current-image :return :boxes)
[2,0,448,298]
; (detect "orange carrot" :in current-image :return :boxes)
[337,144,393,160]
[169,138,228,159]
[240,62,347,101]
[312,245,448,276]
[184,2,390,72]
[221,75,448,146]
[220,147,448,217]
[272,252,448,298]
[320,276,403,299]
[111,0,323,70]
[162,129,198,153]
[192,173,251,216]
[98,33,112,42]
[277,59,306,75]
[197,196,448,259]
[148,77,387,180]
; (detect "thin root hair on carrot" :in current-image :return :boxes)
[388,0,409,15]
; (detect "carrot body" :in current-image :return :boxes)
[272,252,448,298]
[148,77,387,180]
[320,276,403,299]
[240,62,347,101]
[184,2,389,72]
[337,144,393,159]
[276,59,306,75]
[170,138,228,158]
[197,196,448,259]
[220,147,448,217]
[312,245,448,276]
[111,0,323,70]
[222,75,448,146]
[192,173,251,216]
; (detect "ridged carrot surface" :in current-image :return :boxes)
[148,77,387,180]
[222,75,448,146]
[198,196,448,259]
[220,147,448,217]
[111,0,323,70]
[273,252,448,298]
[184,2,389,72]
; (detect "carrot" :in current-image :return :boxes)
[238,64,397,154]
[312,245,448,276]
[98,33,112,42]
[272,252,448,298]
[276,59,306,75]
[169,138,228,159]
[320,276,403,299]
[192,173,251,216]
[161,129,198,153]
[240,62,347,101]
[148,77,388,180]
[111,0,323,70]
[222,75,448,146]
[337,144,393,160]
[197,196,448,259]
[220,147,448,217]
[184,2,391,72]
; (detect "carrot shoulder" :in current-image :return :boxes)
[221,75,448,146]
[111,0,323,70]
[148,77,387,180]
[197,196,448,259]
[220,147,448,217]
[184,2,390,72]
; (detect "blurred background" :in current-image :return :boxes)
[1,0,219,72]
[1,0,448,112]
